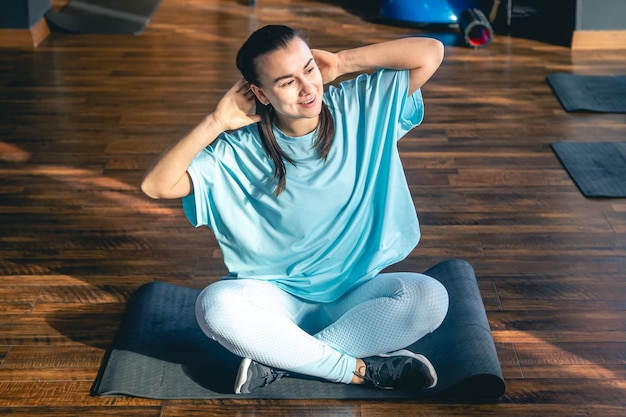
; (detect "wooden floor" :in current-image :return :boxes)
[1,0,626,415]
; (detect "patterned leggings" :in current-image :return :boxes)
[195,272,449,384]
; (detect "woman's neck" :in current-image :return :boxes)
[274,116,319,138]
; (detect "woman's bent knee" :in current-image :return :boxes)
[195,281,246,340]
[397,273,449,334]
[421,276,449,331]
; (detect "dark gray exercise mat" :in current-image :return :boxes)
[91,259,505,400]
[546,73,626,113]
[45,0,163,34]
[552,142,626,198]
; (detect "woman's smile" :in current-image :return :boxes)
[299,95,317,107]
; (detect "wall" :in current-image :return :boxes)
[0,0,51,29]
[577,0,626,30]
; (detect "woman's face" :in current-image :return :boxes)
[251,37,324,137]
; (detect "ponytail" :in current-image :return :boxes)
[237,25,335,196]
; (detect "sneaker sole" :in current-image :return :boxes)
[234,357,253,394]
[378,349,438,389]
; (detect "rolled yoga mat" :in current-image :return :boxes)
[45,0,163,35]
[546,73,626,113]
[91,259,505,400]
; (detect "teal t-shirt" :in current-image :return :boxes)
[183,68,424,302]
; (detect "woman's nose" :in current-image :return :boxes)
[300,79,314,94]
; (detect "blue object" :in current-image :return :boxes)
[183,70,423,303]
[380,0,479,25]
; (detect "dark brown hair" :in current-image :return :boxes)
[236,25,334,195]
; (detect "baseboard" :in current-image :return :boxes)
[571,30,626,50]
[0,18,50,48]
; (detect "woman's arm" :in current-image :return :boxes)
[141,78,260,199]
[313,37,444,95]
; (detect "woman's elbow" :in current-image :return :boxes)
[140,177,162,200]
[437,40,444,63]
[428,38,445,69]
[408,39,444,92]
[140,173,192,200]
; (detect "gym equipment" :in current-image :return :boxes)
[379,0,494,48]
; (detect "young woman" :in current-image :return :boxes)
[141,25,448,394]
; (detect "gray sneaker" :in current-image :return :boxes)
[234,358,288,394]
[361,349,437,390]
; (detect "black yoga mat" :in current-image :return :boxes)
[546,73,626,113]
[552,142,626,198]
[91,259,505,400]
[45,0,163,35]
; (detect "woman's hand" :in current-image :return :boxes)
[311,49,341,85]
[141,78,260,200]
[212,78,262,132]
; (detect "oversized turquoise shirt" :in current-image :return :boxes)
[183,68,424,302]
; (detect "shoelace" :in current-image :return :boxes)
[368,357,407,388]
[357,356,427,390]
[258,368,286,389]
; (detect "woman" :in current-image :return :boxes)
[141,25,448,394]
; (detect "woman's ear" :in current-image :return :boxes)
[250,84,270,106]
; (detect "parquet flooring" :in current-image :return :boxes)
[1,0,625,415]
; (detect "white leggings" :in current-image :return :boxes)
[195,272,449,384]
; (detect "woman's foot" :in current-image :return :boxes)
[355,349,437,390]
[234,358,288,394]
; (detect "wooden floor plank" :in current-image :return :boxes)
[161,401,362,417]
[0,407,161,417]
[0,381,160,406]
[1,0,625,415]
[361,403,626,417]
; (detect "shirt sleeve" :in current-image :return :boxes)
[182,146,216,228]
[401,78,425,134]
[377,68,424,139]
[328,68,424,141]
